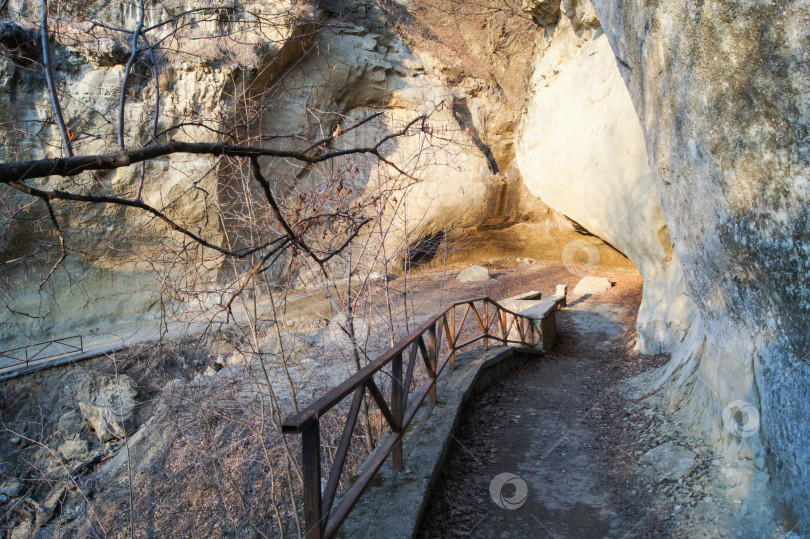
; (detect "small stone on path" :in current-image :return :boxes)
[0,479,23,497]
[57,409,86,439]
[457,265,491,282]
[640,441,697,480]
[58,439,90,462]
[573,276,613,296]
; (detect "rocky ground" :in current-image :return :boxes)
[2,259,783,538]
[0,259,625,538]
[418,276,789,538]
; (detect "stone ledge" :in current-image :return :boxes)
[337,345,543,538]
[502,286,567,350]
[498,290,544,313]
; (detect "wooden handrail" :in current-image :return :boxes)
[282,294,557,538]
[0,335,84,367]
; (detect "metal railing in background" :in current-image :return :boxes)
[0,335,84,370]
[282,295,547,539]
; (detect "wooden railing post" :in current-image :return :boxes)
[482,301,489,350]
[391,351,403,470]
[449,308,456,370]
[504,311,509,344]
[302,421,324,539]
[428,323,437,405]
[518,318,526,346]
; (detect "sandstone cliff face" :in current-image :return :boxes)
[0,0,301,342]
[242,17,503,267]
[515,0,696,354]
[1,1,604,346]
[589,0,810,528]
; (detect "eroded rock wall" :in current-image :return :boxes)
[0,0,305,343]
[1,1,608,347]
[516,1,696,354]
[589,0,810,528]
[244,18,502,268]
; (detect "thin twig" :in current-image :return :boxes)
[83,498,103,539]
[250,157,372,266]
[144,32,160,141]
[37,198,66,290]
[299,111,384,154]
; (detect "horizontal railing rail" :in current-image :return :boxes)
[282,295,551,539]
[0,335,84,370]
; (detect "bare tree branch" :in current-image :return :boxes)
[248,157,373,268]
[7,180,282,258]
[0,296,48,319]
[299,111,384,153]
[118,0,146,153]
[40,0,73,157]
[0,114,427,182]
[249,156,312,257]
[145,33,160,141]
[117,0,147,152]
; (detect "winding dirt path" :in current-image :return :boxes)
[418,280,675,538]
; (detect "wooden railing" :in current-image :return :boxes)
[0,335,84,372]
[282,296,549,538]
